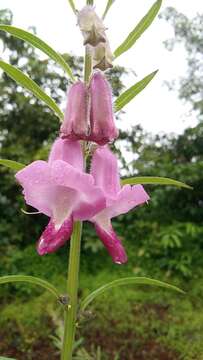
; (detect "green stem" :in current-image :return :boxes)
[61,221,82,360]
[84,46,93,85]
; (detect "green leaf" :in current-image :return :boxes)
[114,0,162,58]
[0,159,25,171]
[121,176,192,189]
[0,60,63,120]
[114,70,158,112]
[102,0,116,19]
[67,0,77,13]
[0,25,75,82]
[0,275,60,299]
[0,357,16,360]
[81,277,184,311]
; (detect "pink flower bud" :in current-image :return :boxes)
[89,72,118,145]
[60,81,90,140]
[60,73,118,145]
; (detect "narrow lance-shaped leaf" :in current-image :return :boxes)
[0,357,16,360]
[81,277,184,311]
[0,25,75,82]
[67,0,77,13]
[121,176,192,190]
[102,0,116,19]
[114,70,158,112]
[0,60,64,120]
[114,0,162,58]
[0,275,60,299]
[0,159,25,171]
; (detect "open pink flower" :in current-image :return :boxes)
[15,138,105,255]
[15,139,149,264]
[90,146,150,264]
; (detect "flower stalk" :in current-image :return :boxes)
[61,40,93,358]
[61,221,82,360]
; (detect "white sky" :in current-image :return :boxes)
[0,0,202,135]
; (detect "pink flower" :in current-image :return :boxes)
[60,72,118,145]
[90,146,149,264]
[60,81,90,142]
[15,138,105,255]
[15,140,149,263]
[89,72,118,145]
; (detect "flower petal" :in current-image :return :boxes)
[37,217,73,255]
[51,188,78,228]
[73,186,105,220]
[91,145,120,199]
[16,160,79,226]
[94,221,127,264]
[60,82,90,141]
[51,160,106,220]
[16,160,55,217]
[105,184,150,219]
[89,72,118,145]
[92,185,149,263]
[49,138,84,171]
[51,159,93,192]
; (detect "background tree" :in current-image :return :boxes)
[161,7,203,121]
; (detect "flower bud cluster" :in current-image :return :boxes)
[78,5,113,71]
[60,71,118,145]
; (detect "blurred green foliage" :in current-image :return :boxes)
[0,6,203,360]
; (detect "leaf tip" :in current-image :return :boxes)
[181,183,193,190]
[185,185,193,190]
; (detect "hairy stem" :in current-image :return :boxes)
[84,46,93,84]
[61,221,82,360]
